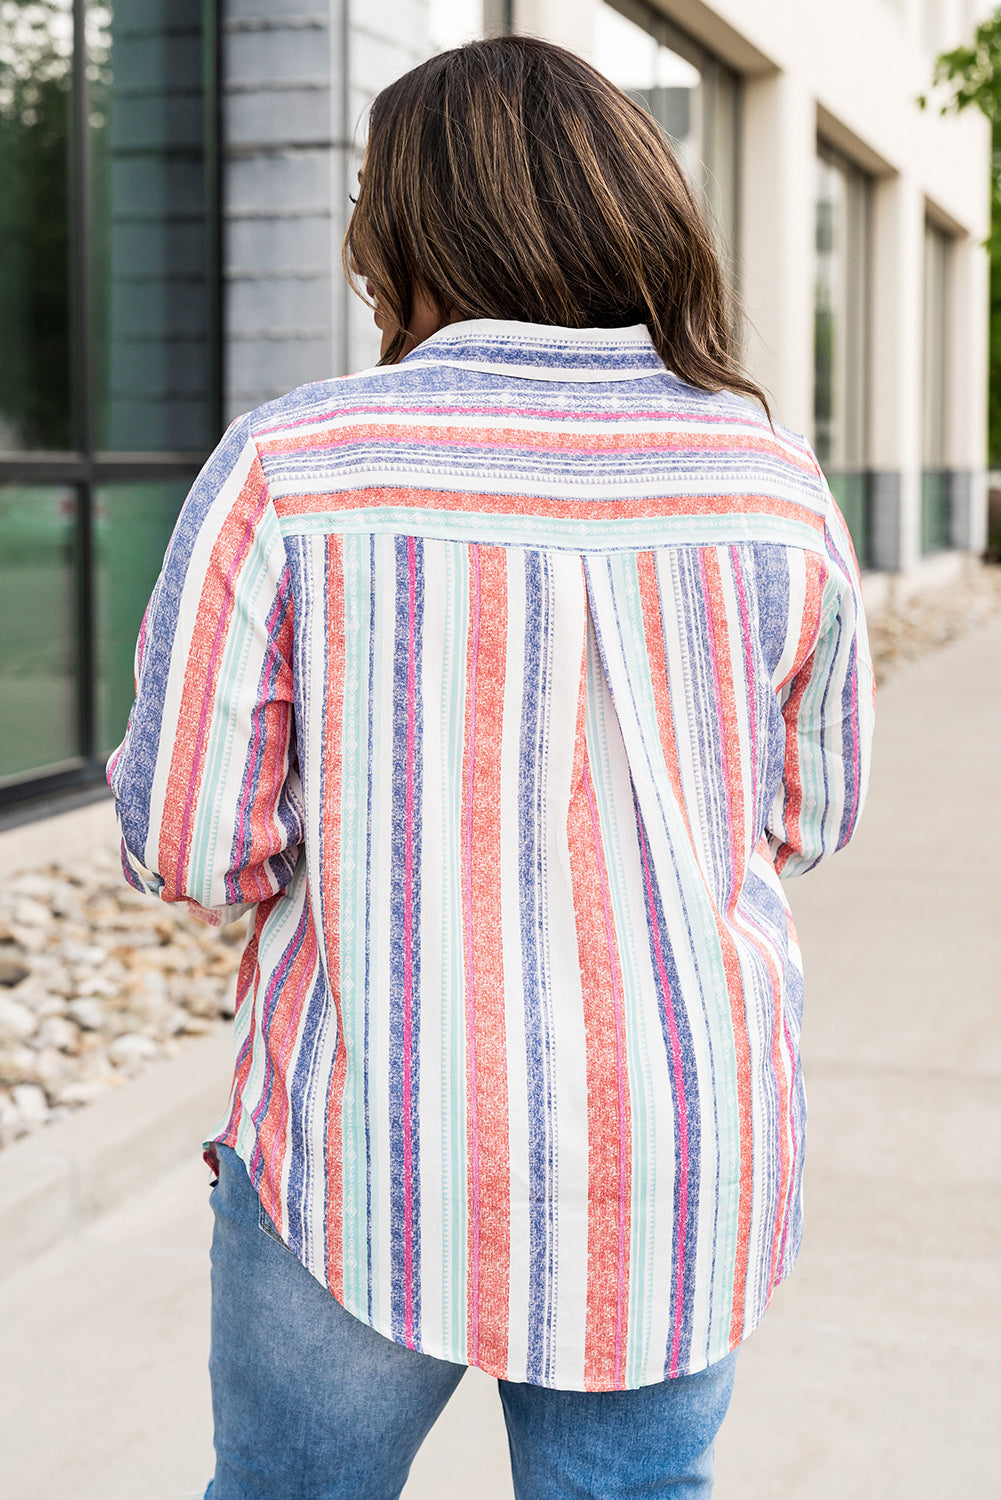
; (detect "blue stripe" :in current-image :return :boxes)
[519,551,558,1385]
[387,535,424,1343]
[633,803,702,1376]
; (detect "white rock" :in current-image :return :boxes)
[179,1015,214,1036]
[32,993,68,1019]
[0,995,36,1044]
[58,941,107,968]
[108,1033,159,1071]
[67,998,104,1031]
[0,1089,23,1145]
[11,926,46,953]
[24,958,74,998]
[75,1049,115,1084]
[11,898,50,928]
[74,971,123,1000]
[11,1083,48,1127]
[33,1046,73,1092]
[37,1015,78,1052]
[98,1008,143,1040]
[11,873,60,899]
[0,1044,36,1087]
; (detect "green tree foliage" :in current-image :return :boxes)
[921,10,1001,467]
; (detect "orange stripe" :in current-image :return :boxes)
[159,459,269,894]
[700,550,747,902]
[260,424,815,469]
[462,545,510,1377]
[273,485,824,532]
[571,738,632,1390]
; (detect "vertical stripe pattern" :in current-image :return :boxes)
[108,321,874,1390]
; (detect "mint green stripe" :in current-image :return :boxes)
[278,508,825,556]
[437,541,469,1358]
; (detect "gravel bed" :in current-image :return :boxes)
[0,848,246,1149]
[1,562,999,1151]
[868,560,1001,685]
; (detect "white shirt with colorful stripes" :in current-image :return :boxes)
[108,321,874,1390]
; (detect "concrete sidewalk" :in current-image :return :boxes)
[2,616,999,1499]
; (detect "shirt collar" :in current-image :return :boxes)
[399,318,666,383]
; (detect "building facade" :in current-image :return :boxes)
[0,0,990,810]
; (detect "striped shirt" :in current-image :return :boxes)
[108,320,874,1391]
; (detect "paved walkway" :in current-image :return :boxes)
[3,617,1000,1499]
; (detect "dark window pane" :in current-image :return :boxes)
[814,146,872,567]
[90,0,212,453]
[824,470,872,571]
[0,485,79,783]
[921,469,951,554]
[94,477,187,755]
[0,2,74,450]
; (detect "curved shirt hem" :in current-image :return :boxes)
[203,1125,797,1393]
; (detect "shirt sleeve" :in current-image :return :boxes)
[106,414,303,925]
[766,486,876,878]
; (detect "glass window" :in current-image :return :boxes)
[90,0,213,453]
[0,0,216,809]
[597,0,740,274]
[0,485,79,784]
[921,217,951,552]
[814,145,872,564]
[93,478,187,755]
[0,1,74,451]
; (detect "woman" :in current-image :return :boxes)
[108,35,873,1500]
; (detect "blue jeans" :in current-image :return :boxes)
[205,1144,737,1500]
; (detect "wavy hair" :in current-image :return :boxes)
[344,34,768,415]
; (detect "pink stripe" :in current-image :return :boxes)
[262,426,798,466]
[637,818,690,1379]
[464,546,481,1363]
[402,537,418,1342]
[581,760,629,1386]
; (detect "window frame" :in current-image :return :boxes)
[920,213,954,554]
[0,0,223,811]
[813,137,875,568]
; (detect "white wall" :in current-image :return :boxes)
[515,0,992,562]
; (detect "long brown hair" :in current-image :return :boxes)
[345,35,769,415]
